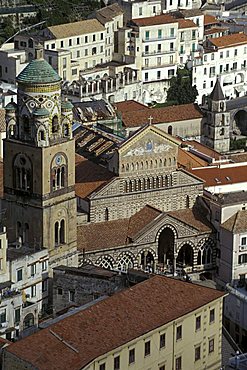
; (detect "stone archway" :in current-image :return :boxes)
[158,227,175,266]
[177,244,194,269]
[140,250,155,272]
[233,110,247,136]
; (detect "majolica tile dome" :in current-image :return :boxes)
[16,45,61,85]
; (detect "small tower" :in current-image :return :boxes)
[203,78,230,153]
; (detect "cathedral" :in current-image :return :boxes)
[3,47,216,278]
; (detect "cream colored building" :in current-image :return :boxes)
[2,275,226,370]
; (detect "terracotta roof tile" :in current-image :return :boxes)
[177,19,197,29]
[132,14,177,27]
[5,275,225,370]
[204,27,229,36]
[209,33,247,49]
[117,103,203,128]
[178,148,208,169]
[204,14,218,26]
[47,19,105,39]
[77,205,162,251]
[183,140,221,160]
[222,210,247,233]
[75,154,114,199]
[93,3,123,24]
[168,208,213,233]
[114,100,148,113]
[190,165,247,187]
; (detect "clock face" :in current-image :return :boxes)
[55,155,62,165]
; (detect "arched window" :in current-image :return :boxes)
[8,124,15,138]
[17,221,22,243]
[23,223,29,244]
[105,208,109,221]
[52,115,59,133]
[55,222,59,246]
[64,124,69,136]
[197,250,201,265]
[60,219,65,244]
[138,179,142,191]
[51,154,67,191]
[14,154,32,192]
[147,178,151,189]
[23,313,34,330]
[168,125,173,135]
[39,130,45,141]
[165,175,169,187]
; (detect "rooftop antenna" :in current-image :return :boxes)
[2,20,46,46]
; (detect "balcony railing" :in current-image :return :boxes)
[142,49,176,56]
[143,35,176,42]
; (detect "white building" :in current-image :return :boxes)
[0,226,49,341]
[192,33,247,104]
[0,43,28,84]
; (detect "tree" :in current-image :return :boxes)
[167,68,198,105]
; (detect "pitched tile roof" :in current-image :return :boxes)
[77,205,162,252]
[47,19,105,39]
[209,33,247,49]
[117,103,203,128]
[204,27,229,36]
[5,275,225,370]
[0,161,3,197]
[168,208,213,233]
[0,109,6,132]
[92,3,123,24]
[75,154,114,199]
[177,18,197,29]
[222,210,247,233]
[114,100,148,113]
[204,14,218,26]
[178,148,208,169]
[190,165,247,187]
[132,14,177,27]
[183,140,221,160]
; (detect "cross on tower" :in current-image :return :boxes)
[148,116,153,125]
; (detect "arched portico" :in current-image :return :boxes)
[157,226,176,271]
[177,244,194,270]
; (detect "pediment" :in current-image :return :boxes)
[119,125,180,160]
[134,213,202,244]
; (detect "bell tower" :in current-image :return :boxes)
[3,45,77,268]
[203,78,230,153]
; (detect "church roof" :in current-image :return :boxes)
[222,210,247,233]
[16,58,61,85]
[210,79,224,101]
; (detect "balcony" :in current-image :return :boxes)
[142,35,176,42]
[142,49,176,57]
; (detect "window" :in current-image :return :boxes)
[72,69,77,75]
[139,6,142,16]
[158,43,161,52]
[192,30,196,40]
[168,69,174,77]
[30,263,36,277]
[157,71,161,79]
[211,53,214,60]
[42,280,48,292]
[42,260,47,271]
[69,39,72,46]
[52,115,59,133]
[159,366,165,370]
[238,254,247,264]
[157,57,161,66]
[196,316,201,330]
[101,32,104,40]
[85,35,88,43]
[145,58,149,67]
[93,34,96,42]
[114,355,120,370]
[209,338,214,353]
[176,356,182,370]
[129,348,135,364]
[170,42,174,51]
[60,40,64,48]
[160,333,166,348]
[204,68,207,75]
[17,269,23,282]
[233,62,237,70]
[145,72,148,82]
[220,52,223,59]
[144,340,151,356]
[15,308,20,324]
[92,47,97,55]
[69,290,75,302]
[170,28,174,37]
[99,364,105,370]
[31,285,36,297]
[0,310,6,324]
[234,49,237,56]
[241,237,247,245]
[195,345,201,361]
[176,325,182,340]
[158,29,162,39]
[57,288,63,295]
[210,309,215,323]
[51,43,55,49]
[145,31,149,40]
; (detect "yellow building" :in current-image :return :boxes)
[3,275,226,370]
